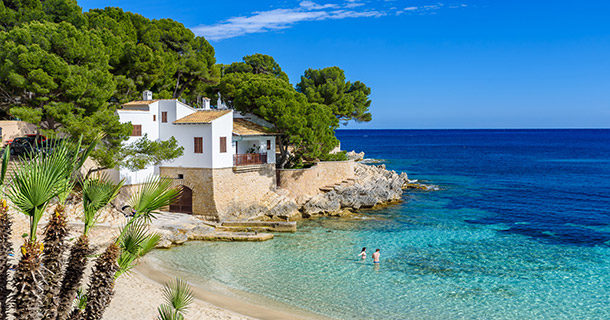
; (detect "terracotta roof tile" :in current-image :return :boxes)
[120,100,159,111]
[173,110,231,124]
[232,118,277,136]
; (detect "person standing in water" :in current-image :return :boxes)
[372,249,380,264]
[358,247,367,260]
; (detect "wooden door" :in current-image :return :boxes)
[169,186,193,214]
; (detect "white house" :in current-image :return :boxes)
[117,91,278,219]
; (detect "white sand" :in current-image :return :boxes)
[104,270,253,320]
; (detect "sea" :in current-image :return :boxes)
[152,129,610,319]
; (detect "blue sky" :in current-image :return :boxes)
[80,1,610,128]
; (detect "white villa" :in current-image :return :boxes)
[117,91,279,220]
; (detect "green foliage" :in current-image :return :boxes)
[128,176,181,222]
[157,278,193,320]
[74,288,87,311]
[297,66,372,122]
[320,150,348,161]
[116,219,159,277]
[0,20,132,168]
[162,278,193,313]
[224,53,289,82]
[85,7,219,105]
[220,72,339,168]
[0,145,9,186]
[0,3,212,170]
[119,135,184,171]
[7,139,74,240]
[81,176,123,235]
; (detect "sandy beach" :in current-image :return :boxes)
[7,205,329,320]
[7,207,257,320]
[104,267,254,320]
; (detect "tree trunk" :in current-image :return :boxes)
[12,240,43,320]
[172,72,182,98]
[56,235,91,320]
[83,243,120,320]
[0,203,12,319]
[85,166,109,179]
[276,136,290,169]
[41,205,69,320]
[68,308,84,320]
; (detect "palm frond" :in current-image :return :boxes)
[116,220,159,277]
[157,304,184,320]
[7,140,75,240]
[0,145,10,187]
[161,278,193,314]
[128,176,181,222]
[74,288,87,310]
[81,176,124,235]
[73,133,102,175]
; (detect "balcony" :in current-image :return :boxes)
[233,153,267,166]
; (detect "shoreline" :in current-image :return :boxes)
[126,257,334,320]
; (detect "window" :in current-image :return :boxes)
[162,111,168,123]
[219,137,227,153]
[177,174,184,179]
[194,137,203,154]
[267,139,271,150]
[153,114,156,121]
[131,124,142,136]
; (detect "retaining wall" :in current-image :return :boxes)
[276,160,355,202]
[160,164,276,220]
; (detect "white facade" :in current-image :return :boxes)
[117,98,276,185]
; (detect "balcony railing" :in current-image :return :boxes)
[234,153,267,166]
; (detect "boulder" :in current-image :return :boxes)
[302,191,341,217]
[346,150,365,161]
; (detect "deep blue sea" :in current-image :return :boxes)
[153,129,610,319]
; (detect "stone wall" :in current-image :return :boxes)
[211,164,276,220]
[0,120,36,143]
[159,164,276,221]
[276,160,355,202]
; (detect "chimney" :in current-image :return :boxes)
[143,90,153,101]
[202,97,211,110]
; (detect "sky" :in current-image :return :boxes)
[79,0,610,129]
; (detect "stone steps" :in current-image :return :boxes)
[219,220,296,232]
[319,179,356,193]
[190,231,273,242]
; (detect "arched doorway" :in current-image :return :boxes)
[169,186,193,214]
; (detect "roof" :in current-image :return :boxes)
[232,118,277,136]
[120,100,159,111]
[173,110,232,124]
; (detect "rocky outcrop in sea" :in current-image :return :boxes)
[299,163,409,218]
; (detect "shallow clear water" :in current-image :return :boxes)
[153,129,610,319]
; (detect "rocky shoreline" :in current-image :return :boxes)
[29,154,435,249]
[151,157,438,247]
[299,163,410,218]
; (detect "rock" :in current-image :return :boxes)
[346,150,365,161]
[156,239,173,249]
[187,224,215,240]
[168,231,188,245]
[302,191,341,217]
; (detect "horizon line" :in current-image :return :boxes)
[337,128,610,130]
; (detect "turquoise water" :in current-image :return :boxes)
[152,130,610,319]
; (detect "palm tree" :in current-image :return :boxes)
[56,175,123,320]
[82,177,179,320]
[157,278,194,320]
[42,138,97,320]
[7,141,75,320]
[0,145,12,319]
[83,219,159,320]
